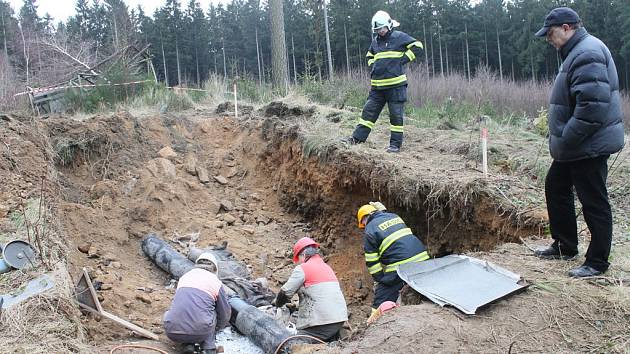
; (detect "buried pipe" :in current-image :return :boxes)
[141,234,310,353]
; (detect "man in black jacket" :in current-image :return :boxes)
[533,7,625,278]
[341,11,423,153]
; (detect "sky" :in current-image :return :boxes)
[8,0,229,22]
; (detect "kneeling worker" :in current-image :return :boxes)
[163,253,231,354]
[273,237,348,342]
[357,203,429,317]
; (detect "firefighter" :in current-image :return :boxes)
[357,203,429,319]
[273,237,348,342]
[163,253,231,354]
[342,11,424,153]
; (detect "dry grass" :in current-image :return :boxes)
[0,264,88,353]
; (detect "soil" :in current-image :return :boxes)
[0,101,628,353]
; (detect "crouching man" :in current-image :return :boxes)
[273,237,348,342]
[163,253,231,354]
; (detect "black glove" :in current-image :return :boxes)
[272,289,289,307]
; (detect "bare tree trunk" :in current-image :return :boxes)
[529,42,535,81]
[344,22,350,77]
[18,23,29,86]
[269,0,288,93]
[323,0,333,80]
[176,38,182,85]
[292,34,297,84]
[445,40,449,76]
[256,28,262,85]
[423,22,429,76]
[1,11,8,61]
[496,24,502,81]
[160,32,168,86]
[195,46,200,87]
[430,26,435,76]
[437,21,443,77]
[222,37,227,78]
[483,22,489,65]
[465,23,470,81]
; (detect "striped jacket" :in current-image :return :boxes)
[367,30,423,89]
[363,211,429,284]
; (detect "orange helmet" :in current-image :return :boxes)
[292,237,319,263]
[357,204,377,229]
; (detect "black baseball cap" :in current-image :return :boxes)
[535,7,581,37]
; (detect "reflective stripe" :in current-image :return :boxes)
[384,251,430,272]
[374,51,405,60]
[379,228,413,255]
[405,49,416,61]
[368,263,383,274]
[365,252,380,262]
[367,58,375,66]
[366,51,374,57]
[407,41,424,49]
[358,118,375,129]
[371,74,407,87]
[390,125,404,133]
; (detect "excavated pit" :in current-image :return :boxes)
[33,104,543,350]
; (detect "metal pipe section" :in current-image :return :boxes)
[141,234,195,279]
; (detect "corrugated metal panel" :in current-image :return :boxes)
[398,255,527,314]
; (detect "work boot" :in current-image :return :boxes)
[386,146,400,153]
[533,245,577,260]
[181,344,196,354]
[568,265,602,278]
[340,136,361,145]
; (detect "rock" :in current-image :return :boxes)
[223,214,237,225]
[146,158,177,179]
[242,226,256,235]
[256,215,271,225]
[251,193,262,201]
[78,242,91,254]
[100,283,113,291]
[227,168,240,178]
[196,166,210,183]
[354,280,363,289]
[158,146,177,159]
[225,160,237,167]
[87,245,100,258]
[214,175,228,185]
[153,328,164,335]
[110,261,122,269]
[220,200,234,211]
[136,294,152,304]
[184,155,198,175]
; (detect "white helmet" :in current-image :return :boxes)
[372,11,400,32]
[195,252,219,273]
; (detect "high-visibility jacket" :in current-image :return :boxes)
[366,30,423,90]
[363,211,429,284]
[281,255,348,329]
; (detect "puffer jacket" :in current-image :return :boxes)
[548,27,625,162]
[367,30,423,90]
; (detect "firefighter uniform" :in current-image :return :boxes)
[351,30,423,150]
[362,211,429,308]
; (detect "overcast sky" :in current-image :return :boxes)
[8,0,230,22]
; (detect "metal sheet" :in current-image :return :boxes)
[398,255,527,314]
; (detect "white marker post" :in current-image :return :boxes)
[481,116,489,178]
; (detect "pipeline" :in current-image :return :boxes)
[141,234,309,353]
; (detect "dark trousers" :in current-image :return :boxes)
[545,156,612,271]
[373,274,405,308]
[298,321,344,342]
[352,86,407,148]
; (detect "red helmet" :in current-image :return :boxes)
[292,237,320,263]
